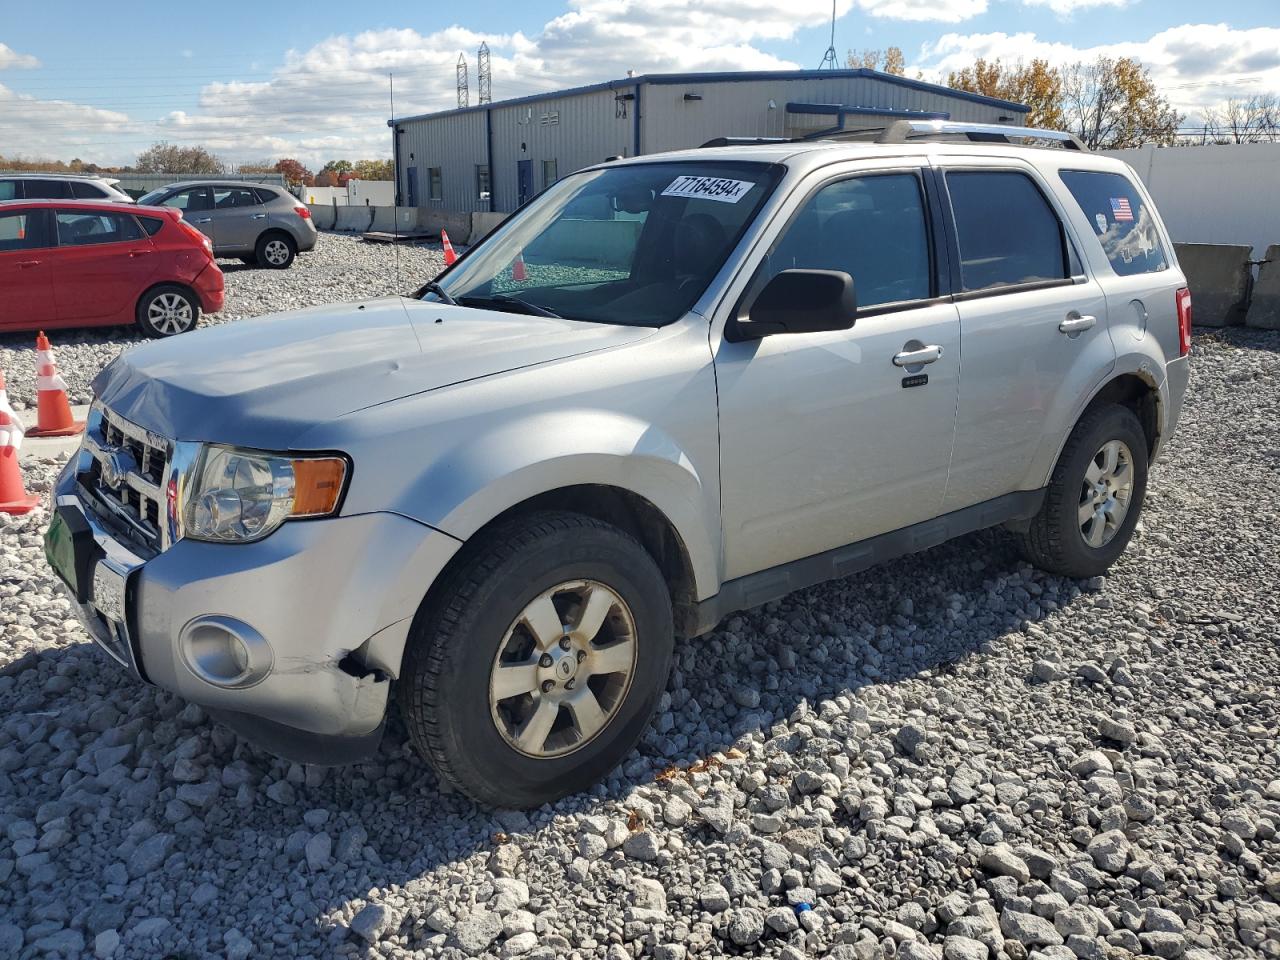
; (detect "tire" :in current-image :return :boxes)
[135,284,200,338]
[1017,403,1148,578]
[399,511,674,808]
[255,232,295,269]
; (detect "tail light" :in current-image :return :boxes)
[177,218,214,257]
[294,206,312,220]
[1176,287,1192,356]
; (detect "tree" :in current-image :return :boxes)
[236,159,276,174]
[848,47,905,76]
[1201,94,1280,143]
[135,142,226,174]
[274,158,314,187]
[1062,56,1181,150]
[321,159,353,175]
[353,158,394,181]
[946,58,1064,130]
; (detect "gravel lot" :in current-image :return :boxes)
[1,240,1277,960]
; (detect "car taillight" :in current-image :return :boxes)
[177,218,213,255]
[1176,287,1192,357]
[294,206,311,220]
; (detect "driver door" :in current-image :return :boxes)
[714,162,961,580]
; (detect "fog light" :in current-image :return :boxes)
[179,616,273,688]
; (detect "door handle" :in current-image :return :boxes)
[16,260,40,269]
[1059,314,1097,334]
[193,217,212,224]
[893,344,944,367]
[250,214,267,220]
[128,249,151,258]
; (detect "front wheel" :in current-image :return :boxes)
[136,285,199,337]
[1017,403,1149,578]
[398,512,674,808]
[255,232,295,269]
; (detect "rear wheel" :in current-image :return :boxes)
[398,511,674,808]
[1017,403,1148,578]
[136,285,199,337]
[255,232,295,269]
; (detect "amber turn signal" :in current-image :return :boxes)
[290,457,347,517]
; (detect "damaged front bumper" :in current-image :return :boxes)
[50,459,461,763]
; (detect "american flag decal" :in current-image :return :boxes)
[1110,197,1134,222]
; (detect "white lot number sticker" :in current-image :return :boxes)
[662,175,755,204]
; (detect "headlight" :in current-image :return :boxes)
[182,445,348,543]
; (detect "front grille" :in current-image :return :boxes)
[80,405,172,552]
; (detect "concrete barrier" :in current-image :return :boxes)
[335,206,375,232]
[308,204,336,230]
[1245,244,1280,330]
[368,206,418,233]
[416,209,472,244]
[470,211,509,243]
[1174,243,1252,327]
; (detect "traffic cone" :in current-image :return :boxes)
[441,229,457,266]
[512,253,528,281]
[0,370,39,515]
[27,332,84,439]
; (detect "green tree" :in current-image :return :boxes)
[321,159,353,175]
[353,158,394,181]
[135,142,226,174]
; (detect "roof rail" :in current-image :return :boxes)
[699,136,795,148]
[816,120,1087,151]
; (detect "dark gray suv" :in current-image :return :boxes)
[136,181,318,268]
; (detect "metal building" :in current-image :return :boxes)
[388,68,1028,214]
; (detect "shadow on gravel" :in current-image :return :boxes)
[4,521,1083,950]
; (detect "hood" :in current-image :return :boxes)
[94,296,656,449]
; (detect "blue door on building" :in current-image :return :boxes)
[407,167,418,207]
[517,160,532,207]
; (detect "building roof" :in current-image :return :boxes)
[388,68,1030,127]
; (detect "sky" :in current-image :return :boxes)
[1,0,1278,168]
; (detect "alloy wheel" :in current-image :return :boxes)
[264,240,291,266]
[1078,439,1135,548]
[147,292,193,335]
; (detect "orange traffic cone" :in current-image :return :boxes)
[512,253,528,281]
[0,370,39,515]
[27,332,84,438]
[441,229,458,266]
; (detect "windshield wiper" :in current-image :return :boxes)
[420,280,457,305]
[458,294,563,319]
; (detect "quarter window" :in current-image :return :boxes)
[428,167,443,201]
[1059,170,1167,276]
[946,171,1069,293]
[55,211,143,246]
[762,173,933,310]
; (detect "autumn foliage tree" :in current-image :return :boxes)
[1063,57,1181,149]
[135,142,226,174]
[274,158,314,187]
[946,58,1064,130]
[848,47,905,76]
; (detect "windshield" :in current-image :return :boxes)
[424,160,782,327]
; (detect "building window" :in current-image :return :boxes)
[476,164,490,201]
[542,159,558,190]
[428,167,443,201]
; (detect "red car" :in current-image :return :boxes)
[0,199,223,337]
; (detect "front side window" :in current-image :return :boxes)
[760,173,932,310]
[946,170,1068,292]
[427,161,782,327]
[0,210,52,251]
[428,167,443,201]
[23,179,70,199]
[159,188,212,211]
[1059,169,1167,277]
[213,186,260,208]
[0,181,19,201]
[55,211,143,246]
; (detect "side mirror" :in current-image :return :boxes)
[729,269,856,341]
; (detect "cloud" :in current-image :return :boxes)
[1018,0,1128,16]
[914,23,1280,116]
[857,0,988,23]
[0,42,39,71]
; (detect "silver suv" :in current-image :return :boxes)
[46,123,1190,807]
[135,181,318,268]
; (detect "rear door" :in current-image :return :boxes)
[208,185,263,252]
[935,160,1114,512]
[0,208,57,329]
[50,209,157,322]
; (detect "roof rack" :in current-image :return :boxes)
[699,136,795,148]
[814,120,1087,150]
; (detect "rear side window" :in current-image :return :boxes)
[763,173,932,309]
[0,180,18,201]
[23,179,71,199]
[55,211,144,246]
[71,181,108,199]
[213,186,260,208]
[946,171,1068,292]
[1059,170,1167,276]
[138,216,165,237]
[0,210,52,250]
